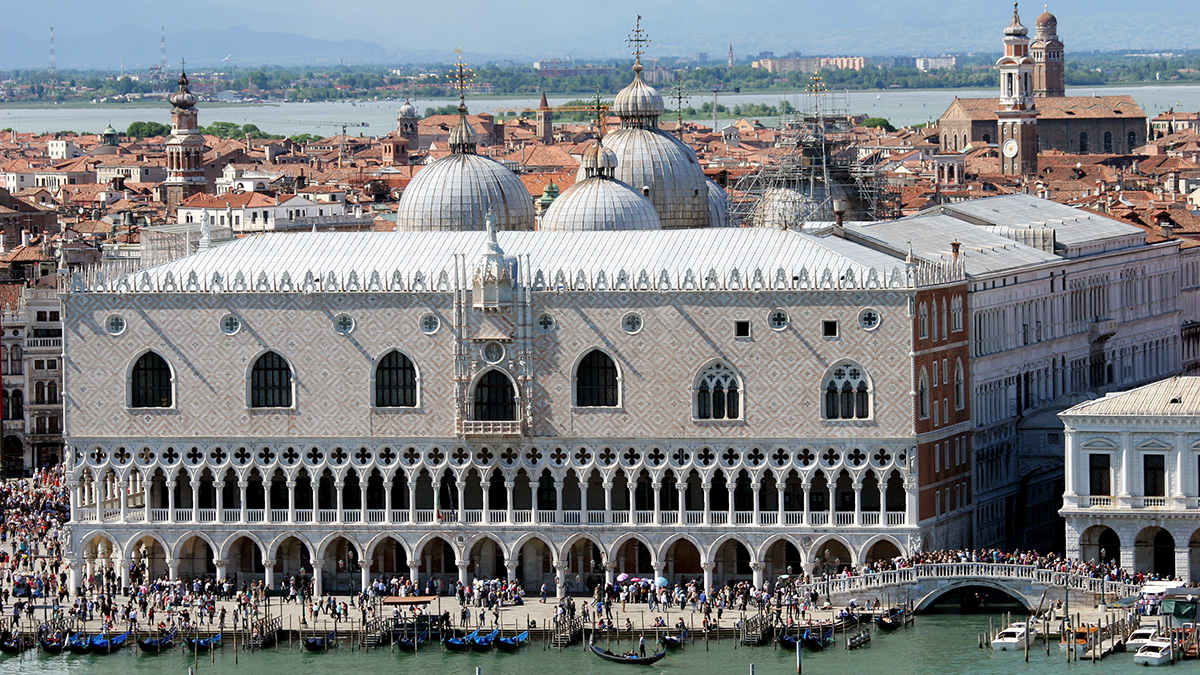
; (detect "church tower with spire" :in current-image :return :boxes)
[1030,6,1065,97]
[164,70,208,210]
[995,4,1039,177]
[536,92,553,144]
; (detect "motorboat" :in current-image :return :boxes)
[1059,625,1097,655]
[1133,639,1173,666]
[992,621,1039,651]
[1126,627,1159,651]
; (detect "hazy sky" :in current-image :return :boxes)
[6,0,1197,64]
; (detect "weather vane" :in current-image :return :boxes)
[670,74,690,140]
[593,86,606,139]
[626,15,650,67]
[449,48,474,109]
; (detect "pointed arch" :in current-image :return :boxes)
[706,532,755,562]
[217,530,267,560]
[248,349,294,408]
[171,531,218,561]
[373,349,420,408]
[821,360,872,420]
[573,347,620,408]
[266,531,317,561]
[693,359,742,420]
[470,368,517,421]
[127,349,175,408]
[558,532,608,565]
[609,532,658,566]
[917,366,930,419]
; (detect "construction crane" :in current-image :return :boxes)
[254,120,371,167]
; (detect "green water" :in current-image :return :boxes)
[1,616,1194,674]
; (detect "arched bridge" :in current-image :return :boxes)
[812,563,1141,612]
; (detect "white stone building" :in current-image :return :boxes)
[1060,376,1200,580]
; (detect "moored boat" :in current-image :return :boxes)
[469,629,498,652]
[185,633,222,653]
[443,629,476,652]
[303,630,337,652]
[89,631,130,654]
[661,628,688,649]
[1133,639,1173,667]
[801,627,835,650]
[876,607,907,631]
[65,634,91,655]
[1126,627,1159,652]
[991,621,1039,651]
[40,633,65,654]
[496,630,527,652]
[137,629,176,653]
[396,630,427,652]
[589,642,667,665]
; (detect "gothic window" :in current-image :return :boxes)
[374,351,417,408]
[250,351,293,409]
[1128,131,1137,151]
[822,362,871,420]
[473,370,517,421]
[954,359,965,410]
[951,296,964,332]
[918,368,930,419]
[575,350,618,407]
[130,351,173,408]
[918,303,929,339]
[1103,131,1113,153]
[695,362,741,420]
[1079,132,1089,153]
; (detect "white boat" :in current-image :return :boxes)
[1126,627,1159,651]
[1133,639,1173,667]
[991,621,1039,651]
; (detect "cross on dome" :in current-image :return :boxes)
[448,48,474,112]
[626,15,650,71]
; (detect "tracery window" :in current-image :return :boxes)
[918,368,931,419]
[375,351,417,408]
[250,351,293,408]
[473,370,517,421]
[575,350,618,407]
[695,363,740,420]
[823,362,871,420]
[130,352,173,408]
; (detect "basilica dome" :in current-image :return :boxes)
[396,107,535,231]
[707,178,731,227]
[541,142,660,232]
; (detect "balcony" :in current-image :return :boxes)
[271,509,288,523]
[1135,496,1167,508]
[26,338,62,349]
[459,420,522,437]
[1090,318,1118,341]
[1081,495,1113,508]
[246,509,265,523]
[222,509,240,522]
[198,509,217,523]
[488,509,506,523]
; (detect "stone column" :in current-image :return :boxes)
[334,481,345,523]
[384,479,393,523]
[311,482,320,523]
[67,559,80,598]
[456,560,469,587]
[827,486,835,525]
[702,483,712,525]
[605,562,614,587]
[119,477,128,522]
[555,560,568,599]
[853,483,863,526]
[626,482,635,524]
[482,481,492,524]
[408,479,418,523]
[505,481,515,524]
[701,561,714,594]
[166,480,176,522]
[312,558,324,597]
[602,481,613,520]
[751,561,765,589]
[167,558,179,582]
[727,484,736,524]
[360,482,368,522]
[69,483,78,521]
[652,561,665,585]
[263,559,276,591]
[286,480,296,523]
[652,482,662,525]
[776,483,786,524]
[215,480,224,523]
[505,561,518,583]
[360,559,372,594]
[1118,431,1132,507]
[118,557,130,590]
[751,484,761,525]
[554,481,564,524]
[408,561,420,585]
[801,483,810,526]
[239,481,249,523]
[215,558,228,583]
[456,480,466,523]
[191,481,200,523]
[677,484,686,524]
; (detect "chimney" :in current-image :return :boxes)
[950,241,961,261]
[21,229,31,248]
[832,199,847,236]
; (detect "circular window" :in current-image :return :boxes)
[536,313,556,334]
[858,308,881,331]
[419,313,440,335]
[622,313,643,335]
[220,314,241,335]
[482,341,505,364]
[333,313,355,335]
[105,315,126,336]
[768,309,790,331]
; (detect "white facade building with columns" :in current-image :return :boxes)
[1061,376,1200,581]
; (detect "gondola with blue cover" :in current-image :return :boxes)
[778,633,799,650]
[443,629,475,652]
[39,632,65,654]
[89,631,130,654]
[496,630,528,652]
[65,634,91,655]
[0,634,25,655]
[303,630,337,652]
[801,627,835,651]
[395,629,427,652]
[469,628,498,652]
[185,633,221,653]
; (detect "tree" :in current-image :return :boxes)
[863,117,896,132]
[126,121,171,138]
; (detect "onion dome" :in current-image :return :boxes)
[1004,3,1028,37]
[750,187,814,229]
[448,103,479,154]
[397,98,418,119]
[612,65,665,129]
[1035,9,1056,30]
[580,143,619,175]
[169,72,197,109]
[707,179,731,227]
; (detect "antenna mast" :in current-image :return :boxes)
[48,27,56,80]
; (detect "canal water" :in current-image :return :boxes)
[0,614,1189,675]
[3,84,1200,135]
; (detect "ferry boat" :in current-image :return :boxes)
[1133,639,1173,667]
[991,621,1038,651]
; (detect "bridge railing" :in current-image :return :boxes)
[812,562,1142,599]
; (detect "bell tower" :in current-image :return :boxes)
[535,92,553,144]
[1031,7,1065,97]
[164,68,208,210]
[996,4,1039,177]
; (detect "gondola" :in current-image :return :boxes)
[303,630,337,652]
[185,633,222,653]
[89,631,131,654]
[778,634,799,650]
[847,628,871,650]
[40,633,66,654]
[137,629,176,653]
[469,628,498,652]
[443,629,476,652]
[801,627,834,651]
[65,634,91,655]
[495,630,528,652]
[661,628,688,650]
[395,630,427,652]
[876,607,906,632]
[0,637,26,655]
[589,642,667,665]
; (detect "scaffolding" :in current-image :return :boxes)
[728,77,898,228]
